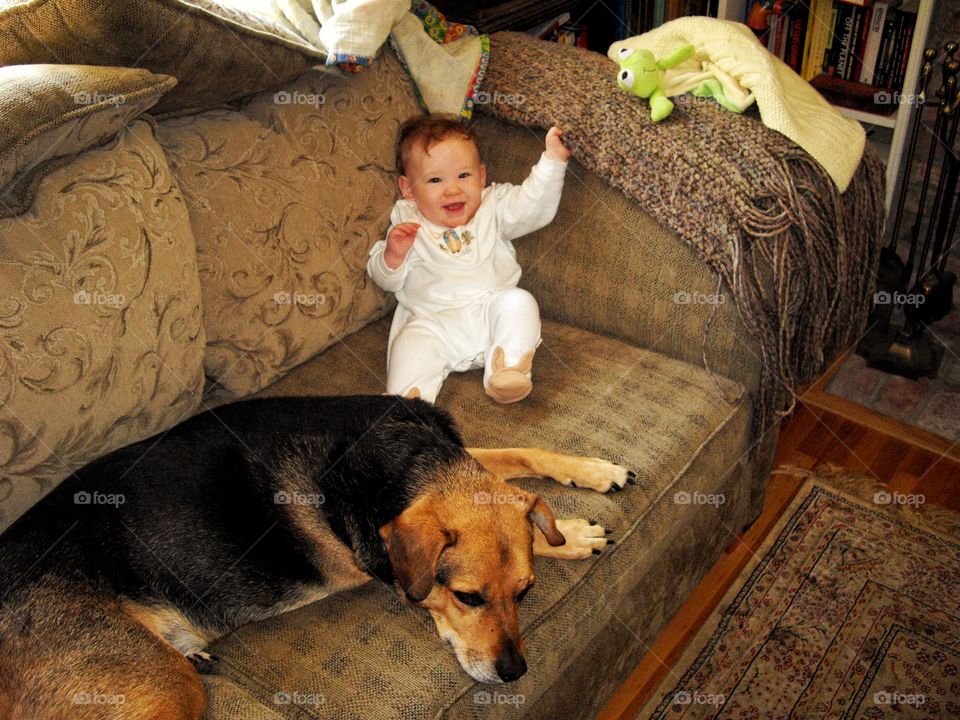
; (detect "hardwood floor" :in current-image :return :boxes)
[597,398,960,720]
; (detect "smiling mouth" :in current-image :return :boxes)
[443,202,465,213]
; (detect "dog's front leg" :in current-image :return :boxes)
[466,448,635,492]
[532,518,612,559]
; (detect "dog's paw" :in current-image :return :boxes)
[534,518,612,559]
[557,458,635,493]
[185,649,218,671]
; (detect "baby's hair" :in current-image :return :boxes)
[396,114,480,176]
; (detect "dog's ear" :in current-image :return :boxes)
[380,499,455,602]
[528,495,565,546]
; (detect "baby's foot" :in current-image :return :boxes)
[485,348,534,404]
[487,371,532,403]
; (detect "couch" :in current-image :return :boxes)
[0,4,875,718]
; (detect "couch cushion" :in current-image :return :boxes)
[0,63,175,216]
[199,318,751,719]
[0,119,205,531]
[0,0,323,112]
[154,47,419,397]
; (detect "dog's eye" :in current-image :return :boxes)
[517,586,531,603]
[453,591,486,607]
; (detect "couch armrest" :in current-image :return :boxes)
[474,114,767,418]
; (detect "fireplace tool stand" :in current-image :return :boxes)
[858,43,960,378]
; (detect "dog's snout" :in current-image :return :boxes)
[495,641,527,682]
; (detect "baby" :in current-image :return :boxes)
[367,114,570,404]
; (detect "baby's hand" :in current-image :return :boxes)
[545,127,570,162]
[385,222,419,269]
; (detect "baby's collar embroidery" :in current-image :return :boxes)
[411,204,480,255]
[438,229,473,254]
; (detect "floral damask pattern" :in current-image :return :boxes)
[0,120,205,531]
[155,47,420,397]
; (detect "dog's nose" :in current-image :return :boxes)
[495,641,527,682]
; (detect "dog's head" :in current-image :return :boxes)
[379,470,564,683]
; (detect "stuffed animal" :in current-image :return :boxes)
[615,44,695,122]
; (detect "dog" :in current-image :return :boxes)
[0,395,633,719]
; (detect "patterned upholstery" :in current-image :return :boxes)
[154,48,419,397]
[0,15,783,717]
[0,120,205,530]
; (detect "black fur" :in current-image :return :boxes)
[0,396,468,634]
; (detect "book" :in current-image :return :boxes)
[654,0,666,28]
[892,8,913,88]
[823,4,844,76]
[834,5,857,78]
[874,8,900,87]
[858,1,888,83]
[847,5,869,80]
[810,73,899,115]
[891,9,916,89]
[775,10,789,59]
[786,2,809,73]
[803,0,835,80]
[767,13,780,54]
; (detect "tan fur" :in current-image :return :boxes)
[0,580,205,720]
[120,601,219,657]
[379,452,620,681]
[382,470,538,682]
[467,447,631,492]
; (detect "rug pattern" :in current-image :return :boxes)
[641,470,960,719]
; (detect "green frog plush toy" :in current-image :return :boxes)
[615,44,695,122]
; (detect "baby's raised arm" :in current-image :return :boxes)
[495,126,570,241]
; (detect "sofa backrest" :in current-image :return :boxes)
[154,47,420,397]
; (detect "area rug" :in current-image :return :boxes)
[637,465,960,719]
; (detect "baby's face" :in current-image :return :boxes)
[399,136,486,228]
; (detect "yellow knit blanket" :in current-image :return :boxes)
[609,17,865,192]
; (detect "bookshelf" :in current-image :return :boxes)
[718,0,933,212]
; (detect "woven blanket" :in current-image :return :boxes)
[479,32,886,434]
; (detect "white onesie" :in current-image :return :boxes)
[367,152,568,402]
